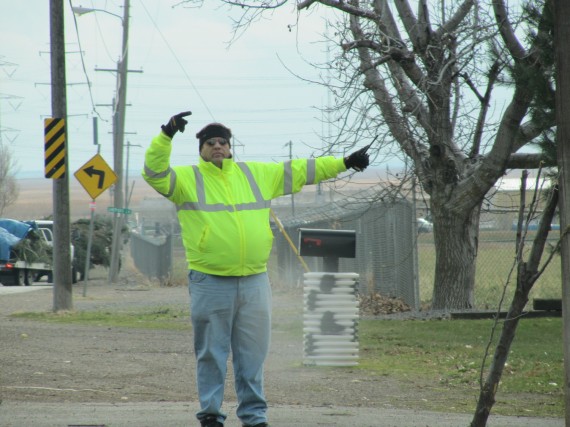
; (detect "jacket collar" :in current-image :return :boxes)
[198,156,235,174]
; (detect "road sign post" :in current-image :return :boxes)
[82,200,96,298]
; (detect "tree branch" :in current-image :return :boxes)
[347,12,417,160]
[297,0,317,10]
[385,60,430,130]
[371,2,429,91]
[514,116,556,152]
[437,0,476,37]
[341,40,414,63]
[469,60,502,157]
[298,0,377,20]
[416,0,433,49]
[526,181,559,274]
[223,0,287,8]
[506,152,555,169]
[492,0,527,60]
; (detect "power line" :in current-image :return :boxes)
[67,0,106,121]
[139,0,216,122]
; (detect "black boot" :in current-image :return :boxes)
[200,414,223,427]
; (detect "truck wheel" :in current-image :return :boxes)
[15,269,29,286]
[23,270,30,286]
[0,273,16,286]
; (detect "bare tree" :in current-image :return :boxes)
[179,0,554,309]
[0,141,19,216]
[471,169,560,426]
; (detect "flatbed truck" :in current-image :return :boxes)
[0,219,77,286]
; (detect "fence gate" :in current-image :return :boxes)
[130,232,172,284]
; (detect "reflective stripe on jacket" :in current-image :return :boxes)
[142,132,347,276]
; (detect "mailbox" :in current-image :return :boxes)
[298,228,356,258]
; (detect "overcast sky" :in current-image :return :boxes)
[1,1,342,179]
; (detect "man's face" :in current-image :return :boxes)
[200,137,231,167]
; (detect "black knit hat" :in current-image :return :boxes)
[196,123,232,151]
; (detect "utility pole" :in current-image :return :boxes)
[555,0,570,423]
[71,3,141,283]
[108,0,130,283]
[49,0,72,311]
[284,140,295,217]
[124,140,141,210]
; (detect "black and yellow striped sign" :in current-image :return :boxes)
[44,118,66,179]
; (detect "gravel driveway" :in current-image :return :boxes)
[0,267,563,427]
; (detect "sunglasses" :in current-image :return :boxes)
[205,139,229,147]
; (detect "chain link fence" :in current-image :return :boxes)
[273,189,419,309]
[417,210,562,310]
[133,188,562,311]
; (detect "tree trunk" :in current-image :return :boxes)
[471,184,559,427]
[470,292,527,426]
[431,204,481,310]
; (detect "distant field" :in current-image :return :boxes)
[3,176,156,221]
[5,174,378,222]
[417,231,562,308]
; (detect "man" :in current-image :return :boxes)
[142,111,369,427]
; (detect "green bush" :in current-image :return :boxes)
[71,216,128,279]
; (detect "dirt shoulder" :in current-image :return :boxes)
[1,270,402,408]
[0,267,563,427]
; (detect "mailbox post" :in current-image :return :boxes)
[299,228,360,366]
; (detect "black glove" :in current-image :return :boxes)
[344,144,371,172]
[161,111,192,138]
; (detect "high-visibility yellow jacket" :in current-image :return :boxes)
[142,132,347,276]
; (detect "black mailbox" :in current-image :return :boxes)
[299,228,356,259]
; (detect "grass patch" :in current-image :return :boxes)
[358,317,564,417]
[12,305,191,330]
[267,289,563,417]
